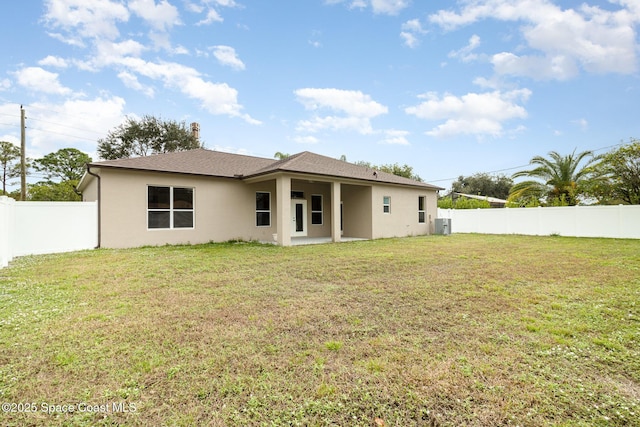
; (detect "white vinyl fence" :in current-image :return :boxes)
[438,205,640,239]
[0,196,98,268]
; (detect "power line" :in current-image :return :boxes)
[426,140,632,183]
[26,125,99,142]
[28,117,106,137]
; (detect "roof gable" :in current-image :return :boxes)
[246,151,441,189]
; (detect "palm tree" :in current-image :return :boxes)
[509,149,599,206]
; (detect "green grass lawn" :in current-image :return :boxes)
[1,234,638,426]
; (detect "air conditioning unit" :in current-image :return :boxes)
[435,218,451,235]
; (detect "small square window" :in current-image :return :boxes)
[383,196,391,214]
[148,186,170,209]
[148,211,170,229]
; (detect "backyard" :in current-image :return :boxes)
[0,234,638,426]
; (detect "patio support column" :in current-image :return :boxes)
[331,181,341,243]
[276,175,291,246]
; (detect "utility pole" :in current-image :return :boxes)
[20,105,26,201]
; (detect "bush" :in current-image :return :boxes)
[438,197,491,209]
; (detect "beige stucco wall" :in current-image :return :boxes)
[81,176,98,202]
[82,168,439,248]
[341,184,373,239]
[371,184,437,239]
[86,168,278,248]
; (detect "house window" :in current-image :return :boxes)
[383,196,391,214]
[418,196,426,223]
[256,192,271,227]
[311,194,323,225]
[148,186,194,229]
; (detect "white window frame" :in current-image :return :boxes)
[418,196,426,223]
[311,194,323,225]
[383,196,391,214]
[256,191,271,227]
[147,186,195,230]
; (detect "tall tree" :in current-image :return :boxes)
[355,161,422,181]
[587,139,640,205]
[451,173,513,200]
[28,180,82,201]
[33,148,92,182]
[509,149,599,206]
[97,115,201,160]
[0,141,20,195]
[274,152,290,160]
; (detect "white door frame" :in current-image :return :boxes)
[291,199,307,237]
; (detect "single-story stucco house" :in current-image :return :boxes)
[77,149,443,248]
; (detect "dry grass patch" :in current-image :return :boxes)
[0,235,638,426]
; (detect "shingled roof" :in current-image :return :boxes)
[85,148,442,190]
[245,151,441,189]
[86,148,274,178]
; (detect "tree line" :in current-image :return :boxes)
[2,114,638,206]
[440,139,640,208]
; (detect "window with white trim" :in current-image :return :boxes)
[148,186,194,229]
[256,192,271,226]
[418,196,426,223]
[383,196,391,214]
[311,194,323,225]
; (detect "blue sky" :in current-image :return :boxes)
[1,0,639,190]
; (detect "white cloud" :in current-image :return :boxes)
[0,79,10,91]
[117,71,155,97]
[491,52,579,80]
[128,58,260,124]
[405,89,531,138]
[401,19,427,48]
[292,135,319,144]
[38,55,69,68]
[429,0,640,78]
[572,118,589,131]
[448,34,481,63]
[193,0,239,25]
[1,97,126,159]
[129,0,180,31]
[212,45,245,70]
[400,32,418,48]
[379,129,410,145]
[296,88,388,118]
[77,39,258,124]
[370,0,410,15]
[326,0,409,15]
[43,0,130,41]
[42,0,258,125]
[197,9,223,25]
[12,67,72,96]
[76,39,146,71]
[211,0,239,7]
[295,88,388,134]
